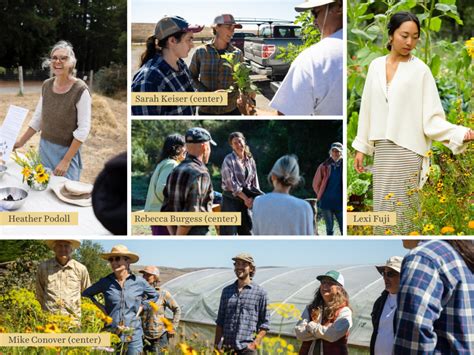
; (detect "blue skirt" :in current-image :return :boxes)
[39,138,82,181]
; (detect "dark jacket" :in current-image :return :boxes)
[370,290,397,355]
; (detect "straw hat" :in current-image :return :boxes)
[375,256,403,275]
[101,244,139,263]
[45,240,81,250]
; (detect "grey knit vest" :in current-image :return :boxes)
[40,77,89,147]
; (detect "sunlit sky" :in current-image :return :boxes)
[97,240,408,268]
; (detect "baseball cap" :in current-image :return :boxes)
[185,127,217,146]
[375,256,403,275]
[232,253,255,267]
[316,270,345,287]
[213,14,243,29]
[295,0,336,12]
[330,142,343,152]
[155,16,204,41]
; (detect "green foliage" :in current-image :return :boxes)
[93,63,127,97]
[74,241,110,284]
[221,53,259,95]
[277,11,321,63]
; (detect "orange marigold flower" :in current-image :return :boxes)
[468,221,474,229]
[440,226,455,234]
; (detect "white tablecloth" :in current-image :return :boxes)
[1,159,111,236]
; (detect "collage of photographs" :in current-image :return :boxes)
[0,0,472,354]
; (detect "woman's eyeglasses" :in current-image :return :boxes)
[382,270,399,278]
[51,56,69,62]
[108,256,124,263]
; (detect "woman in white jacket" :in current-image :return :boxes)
[352,11,473,235]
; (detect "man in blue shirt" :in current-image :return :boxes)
[215,253,270,354]
[394,240,474,354]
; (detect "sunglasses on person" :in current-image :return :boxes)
[382,270,399,278]
[108,256,127,263]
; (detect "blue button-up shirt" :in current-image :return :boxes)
[82,273,158,342]
[216,280,270,351]
[394,240,474,354]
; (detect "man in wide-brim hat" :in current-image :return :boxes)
[270,0,343,116]
[36,240,90,320]
[83,244,158,354]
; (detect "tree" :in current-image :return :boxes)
[74,240,110,283]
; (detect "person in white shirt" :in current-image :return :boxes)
[352,12,473,234]
[270,0,343,116]
[370,256,403,355]
[15,40,91,181]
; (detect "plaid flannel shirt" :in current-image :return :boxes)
[221,152,260,195]
[131,55,196,115]
[189,42,243,114]
[142,287,181,339]
[161,154,213,213]
[216,281,270,351]
[394,240,474,354]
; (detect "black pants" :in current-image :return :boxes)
[220,193,252,235]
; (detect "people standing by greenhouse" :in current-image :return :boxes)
[131,16,203,115]
[394,240,474,353]
[295,270,352,354]
[220,132,262,235]
[215,253,270,354]
[139,266,181,354]
[144,134,186,235]
[161,127,216,235]
[14,41,91,181]
[82,245,158,355]
[352,11,474,235]
[370,256,402,355]
[313,142,343,235]
[36,240,90,321]
[252,155,314,235]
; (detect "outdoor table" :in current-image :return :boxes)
[1,158,111,236]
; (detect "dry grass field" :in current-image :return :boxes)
[132,23,214,43]
[0,92,127,184]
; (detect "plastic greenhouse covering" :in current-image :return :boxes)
[162,264,385,348]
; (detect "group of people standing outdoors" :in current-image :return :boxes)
[34,240,473,354]
[143,127,343,235]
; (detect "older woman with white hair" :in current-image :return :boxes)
[252,154,314,235]
[83,244,158,355]
[15,40,91,181]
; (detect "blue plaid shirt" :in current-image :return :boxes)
[394,240,474,354]
[216,280,270,351]
[131,54,196,115]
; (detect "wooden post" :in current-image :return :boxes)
[18,65,24,96]
[89,70,94,92]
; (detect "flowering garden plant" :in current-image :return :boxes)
[12,149,50,190]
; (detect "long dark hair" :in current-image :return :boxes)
[139,32,187,67]
[158,134,186,164]
[308,286,350,324]
[447,240,474,273]
[387,12,420,50]
[228,131,253,158]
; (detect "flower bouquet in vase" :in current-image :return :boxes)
[12,149,51,191]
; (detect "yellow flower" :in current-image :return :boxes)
[425,150,433,157]
[440,226,455,234]
[468,221,474,229]
[396,201,403,206]
[150,301,159,313]
[0,326,6,333]
[36,325,45,332]
[439,196,447,203]
[465,37,474,59]
[35,164,45,174]
[21,166,32,178]
[179,343,198,355]
[160,317,174,333]
[104,316,113,325]
[287,344,295,352]
[408,231,420,236]
[35,171,49,184]
[422,224,435,233]
[44,323,60,333]
[347,205,354,212]
[384,192,394,200]
[384,229,392,235]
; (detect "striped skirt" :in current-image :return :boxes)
[373,140,422,235]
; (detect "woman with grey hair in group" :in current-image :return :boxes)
[252,154,314,235]
[15,40,91,181]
